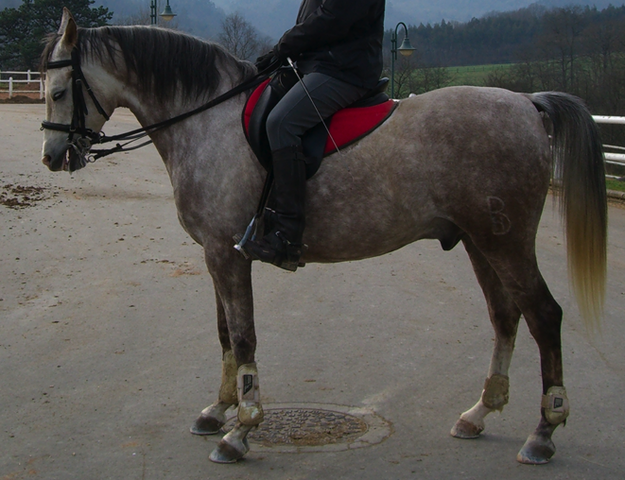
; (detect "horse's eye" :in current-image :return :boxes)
[52,90,66,101]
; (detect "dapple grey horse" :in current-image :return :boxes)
[40,9,607,464]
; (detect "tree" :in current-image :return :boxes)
[390,54,418,98]
[218,12,271,61]
[112,3,151,26]
[536,6,587,90]
[409,65,453,94]
[0,0,112,70]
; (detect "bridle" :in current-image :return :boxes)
[42,46,111,169]
[41,45,274,169]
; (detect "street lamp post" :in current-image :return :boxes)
[390,22,416,98]
[150,0,177,26]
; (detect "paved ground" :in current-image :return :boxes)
[1,105,624,480]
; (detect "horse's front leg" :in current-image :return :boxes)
[190,291,238,435]
[197,249,264,463]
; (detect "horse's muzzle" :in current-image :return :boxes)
[42,146,86,172]
[42,151,67,172]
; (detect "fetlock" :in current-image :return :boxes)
[541,386,569,425]
[237,363,264,426]
[481,374,510,411]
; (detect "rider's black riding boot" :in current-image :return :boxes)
[243,145,306,271]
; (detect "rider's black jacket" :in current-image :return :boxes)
[275,0,386,89]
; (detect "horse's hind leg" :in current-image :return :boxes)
[512,280,568,465]
[451,237,521,439]
[190,290,238,435]
[473,241,569,464]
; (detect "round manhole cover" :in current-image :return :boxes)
[223,403,392,453]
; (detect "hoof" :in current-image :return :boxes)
[451,418,483,439]
[190,414,225,436]
[517,433,556,465]
[209,436,249,464]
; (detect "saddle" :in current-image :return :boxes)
[242,69,397,179]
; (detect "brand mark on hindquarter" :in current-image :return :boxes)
[487,196,512,235]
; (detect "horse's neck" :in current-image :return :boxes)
[138,88,263,243]
[120,75,244,165]
[121,59,242,126]
[115,70,261,201]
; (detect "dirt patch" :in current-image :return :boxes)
[0,94,44,104]
[0,184,51,209]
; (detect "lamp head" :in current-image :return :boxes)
[398,37,415,56]
[160,2,176,21]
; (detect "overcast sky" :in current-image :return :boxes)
[207,0,619,30]
[207,0,538,24]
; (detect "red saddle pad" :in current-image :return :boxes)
[322,99,396,155]
[243,80,397,156]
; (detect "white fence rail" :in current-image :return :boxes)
[0,70,44,99]
[593,116,625,176]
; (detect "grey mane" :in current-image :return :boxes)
[42,26,257,102]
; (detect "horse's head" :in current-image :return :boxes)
[41,8,112,172]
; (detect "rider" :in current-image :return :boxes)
[240,0,386,271]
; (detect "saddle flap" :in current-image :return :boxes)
[243,78,273,171]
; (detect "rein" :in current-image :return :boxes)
[42,45,270,165]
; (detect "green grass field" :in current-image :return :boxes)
[607,178,625,192]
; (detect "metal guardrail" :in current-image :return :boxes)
[0,70,44,99]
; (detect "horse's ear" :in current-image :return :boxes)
[59,7,78,48]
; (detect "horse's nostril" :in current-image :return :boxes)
[42,155,51,167]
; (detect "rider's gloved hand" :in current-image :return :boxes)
[255,49,286,73]
[255,51,274,70]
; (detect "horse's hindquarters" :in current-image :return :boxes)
[301,87,552,263]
